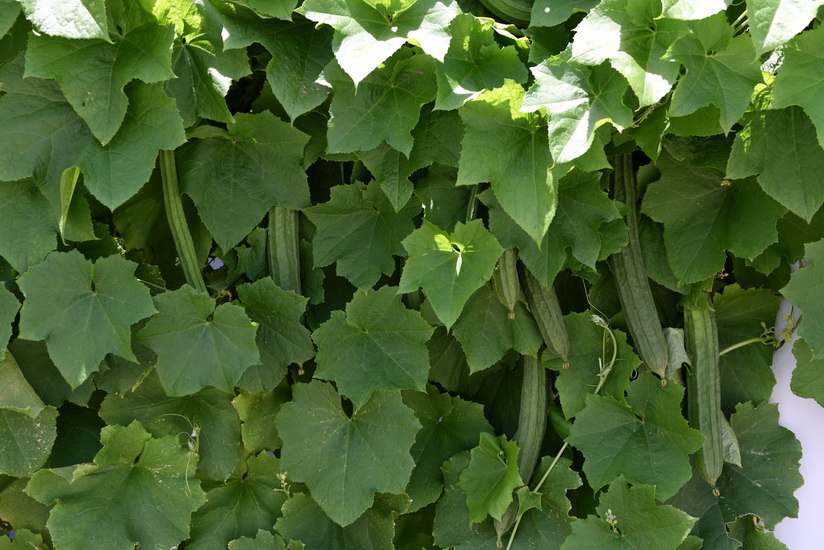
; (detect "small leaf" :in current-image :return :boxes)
[17,250,156,388]
[782,239,824,358]
[458,432,523,523]
[516,486,543,516]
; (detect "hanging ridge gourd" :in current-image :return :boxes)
[479,0,533,27]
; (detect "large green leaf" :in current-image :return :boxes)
[570,0,686,106]
[177,112,310,250]
[522,56,632,164]
[137,285,260,396]
[18,0,108,40]
[299,0,460,86]
[791,338,824,406]
[17,250,156,388]
[305,181,418,289]
[781,239,824,357]
[715,285,779,409]
[312,286,434,405]
[727,105,824,222]
[0,69,186,209]
[567,372,705,500]
[434,14,528,110]
[25,421,206,550]
[543,312,641,419]
[325,51,438,156]
[237,278,314,387]
[457,80,554,244]
[98,371,243,481]
[275,492,396,548]
[25,21,176,144]
[187,452,287,550]
[0,180,56,273]
[402,385,493,511]
[458,432,522,523]
[667,15,761,133]
[772,26,824,149]
[276,381,420,526]
[398,219,503,328]
[453,285,543,373]
[561,478,696,549]
[746,0,824,55]
[661,0,730,19]
[643,149,786,284]
[530,0,598,27]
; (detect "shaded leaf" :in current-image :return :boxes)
[458,432,522,523]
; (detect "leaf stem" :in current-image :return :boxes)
[465,185,479,222]
[718,336,770,356]
[159,149,207,293]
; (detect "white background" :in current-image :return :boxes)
[770,299,824,549]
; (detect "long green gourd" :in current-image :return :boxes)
[478,0,533,26]
[609,154,669,378]
[268,205,302,294]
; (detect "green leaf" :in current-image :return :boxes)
[0,352,45,416]
[643,149,786,284]
[667,15,761,133]
[782,239,824,357]
[570,0,686,106]
[398,219,503,328]
[415,165,471,233]
[457,80,554,244]
[0,72,186,209]
[434,14,528,110]
[275,492,395,548]
[791,338,824,406]
[178,112,310,250]
[458,432,522,523]
[137,285,260,396]
[7,339,96,407]
[0,180,56,273]
[18,0,108,40]
[312,286,433,404]
[0,529,46,549]
[482,171,625,287]
[530,0,599,28]
[522,57,632,164]
[727,515,788,550]
[276,381,420,526]
[0,286,19,357]
[561,478,696,550]
[263,16,333,120]
[299,0,460,86]
[746,0,824,56]
[229,530,288,550]
[567,372,705,500]
[661,0,730,19]
[727,105,824,222]
[17,250,156,388]
[99,371,242,481]
[325,51,437,156]
[25,421,206,550]
[543,312,641,419]
[248,0,299,19]
[187,452,287,550]
[237,278,314,387]
[233,386,290,453]
[0,406,57,477]
[25,21,175,144]
[772,26,824,149]
[453,285,543,373]
[714,285,779,409]
[0,476,51,537]
[305,182,418,289]
[401,385,493,511]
